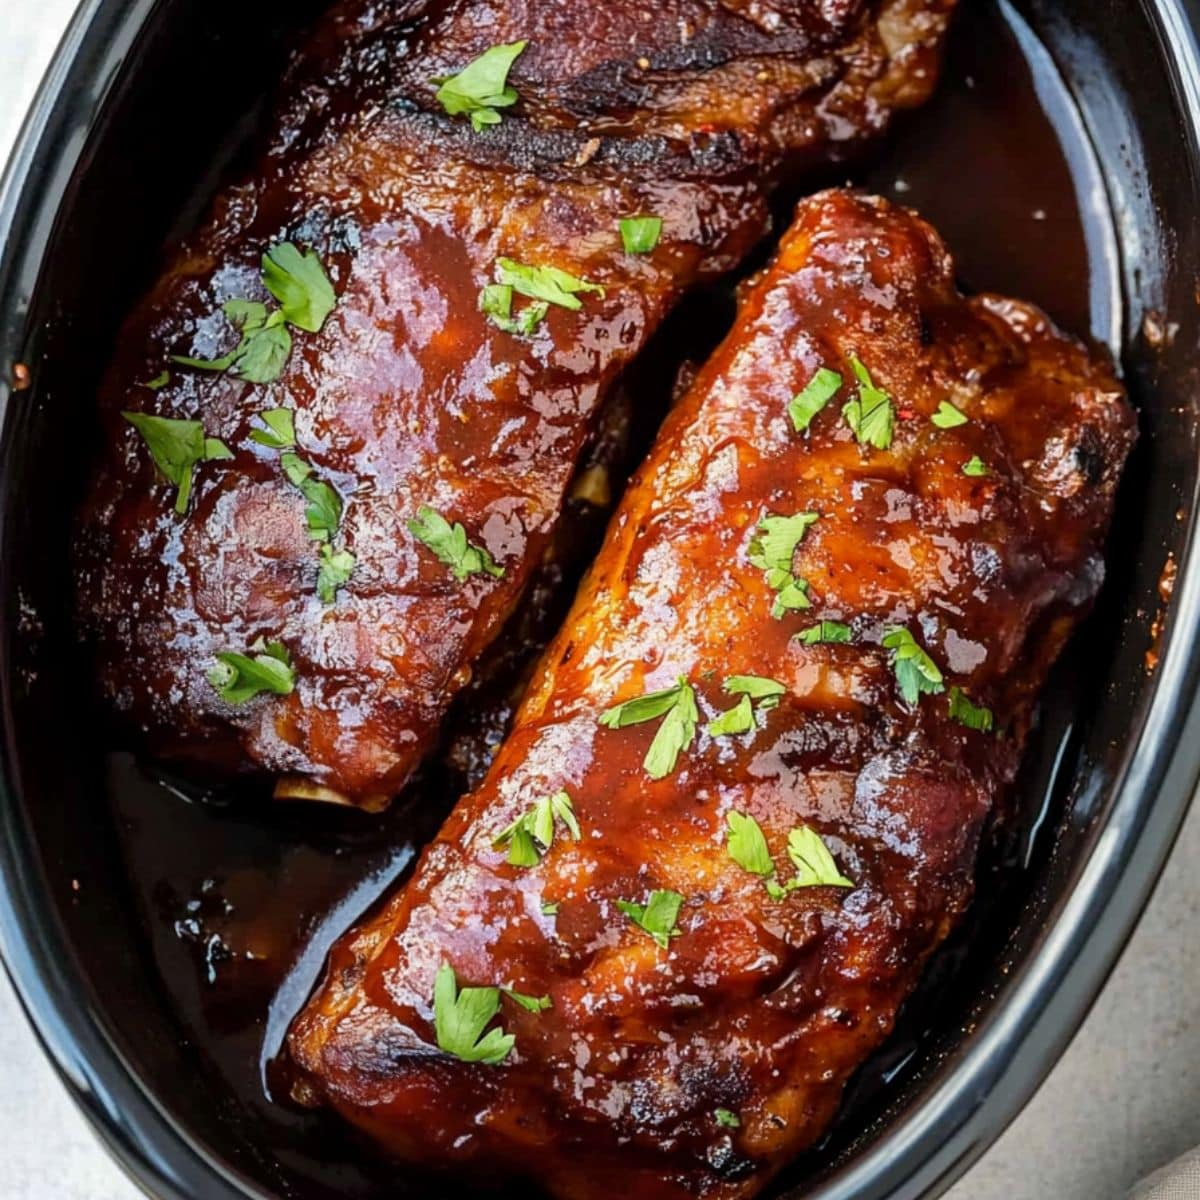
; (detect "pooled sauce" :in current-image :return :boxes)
[107,2,1121,1194]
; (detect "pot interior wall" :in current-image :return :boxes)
[0,0,1195,1197]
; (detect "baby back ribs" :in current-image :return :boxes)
[74,0,955,806]
[288,190,1135,1198]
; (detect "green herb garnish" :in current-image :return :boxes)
[501,988,552,1013]
[140,370,170,391]
[249,407,296,450]
[789,367,842,434]
[707,694,754,737]
[715,1109,741,1129]
[615,889,684,949]
[122,411,232,514]
[495,257,604,311]
[492,790,580,867]
[842,356,894,450]
[599,677,698,779]
[618,215,663,255]
[725,811,774,877]
[432,963,514,1065]
[281,452,343,542]
[479,282,548,336]
[434,41,528,132]
[207,639,295,705]
[948,685,994,732]
[172,243,334,384]
[881,626,945,706]
[540,901,560,917]
[317,544,356,605]
[707,675,786,738]
[408,504,505,581]
[796,620,852,645]
[785,826,854,888]
[962,455,988,477]
[931,400,967,429]
[748,512,818,619]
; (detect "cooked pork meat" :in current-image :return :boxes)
[75,0,955,805]
[287,190,1135,1198]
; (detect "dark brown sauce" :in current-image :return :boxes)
[106,2,1121,1193]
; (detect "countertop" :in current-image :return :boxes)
[1,3,1198,1197]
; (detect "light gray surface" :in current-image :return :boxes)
[1,3,1198,1198]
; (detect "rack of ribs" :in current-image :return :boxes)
[287,190,1135,1199]
[74,0,956,807]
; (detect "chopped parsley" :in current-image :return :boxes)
[748,512,818,618]
[618,215,663,255]
[708,675,786,738]
[501,987,552,1013]
[479,282,548,336]
[796,620,853,646]
[707,693,754,737]
[122,411,232,514]
[540,901,560,917]
[172,242,335,384]
[408,505,505,581]
[140,370,170,390]
[962,455,989,477]
[931,399,968,429]
[433,41,528,132]
[281,452,343,542]
[317,544,356,605]
[725,811,774,877]
[615,889,684,949]
[495,257,604,311]
[249,407,296,449]
[492,789,580,867]
[789,367,842,434]
[599,677,698,779]
[785,826,854,888]
[881,626,945,706]
[715,1108,741,1129]
[842,356,895,451]
[207,639,295,704]
[948,685,994,732]
[432,963,514,1065]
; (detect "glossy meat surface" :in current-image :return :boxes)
[75,0,955,804]
[288,191,1135,1198]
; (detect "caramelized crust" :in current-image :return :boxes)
[288,191,1135,1198]
[74,0,955,803]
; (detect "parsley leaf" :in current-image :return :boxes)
[281,452,343,542]
[122,411,232,514]
[881,626,945,706]
[796,620,852,645]
[408,504,505,581]
[599,677,698,779]
[948,685,994,732]
[748,512,818,619]
[478,282,548,336]
[434,41,528,132]
[789,367,842,434]
[492,790,580,867]
[317,544,356,605]
[172,243,334,384]
[262,242,337,333]
[495,257,604,312]
[707,693,754,737]
[501,988,552,1013]
[540,901,560,916]
[207,639,295,704]
[140,370,170,390]
[725,811,774,877]
[842,356,895,450]
[786,826,854,888]
[715,1108,741,1129]
[615,889,684,949]
[963,455,988,477]
[249,407,296,450]
[931,399,967,429]
[432,963,514,1065]
[724,675,786,708]
[619,215,663,255]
